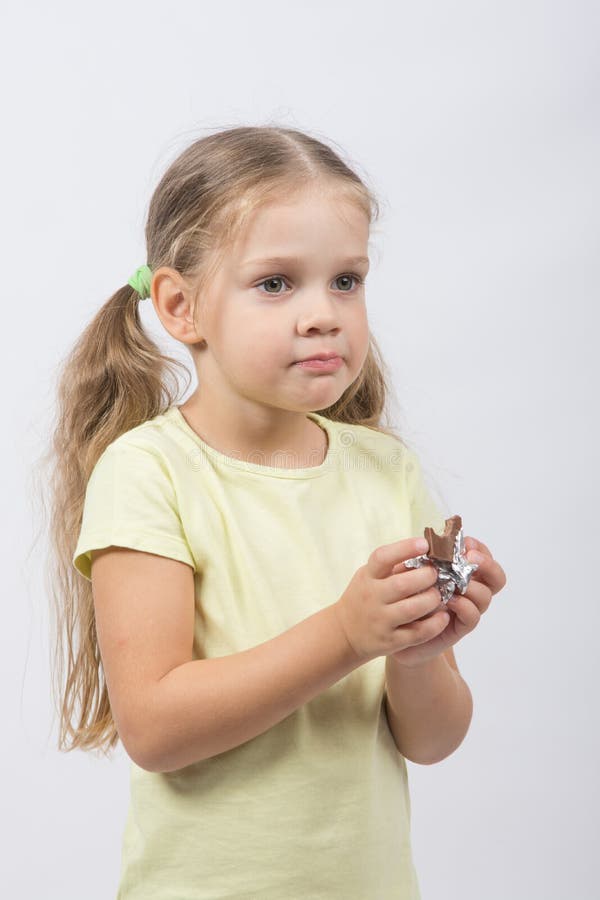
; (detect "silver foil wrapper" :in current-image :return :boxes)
[404,525,479,605]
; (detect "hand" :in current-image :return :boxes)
[388,535,508,668]
[333,537,459,664]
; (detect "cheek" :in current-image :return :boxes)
[349,307,370,349]
[225,313,290,375]
[358,314,370,341]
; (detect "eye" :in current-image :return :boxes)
[334,273,364,292]
[256,276,289,295]
[254,273,364,296]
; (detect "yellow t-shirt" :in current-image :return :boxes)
[73,406,447,900]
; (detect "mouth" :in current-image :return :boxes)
[295,352,343,363]
[294,355,344,371]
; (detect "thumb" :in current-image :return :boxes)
[368,536,429,579]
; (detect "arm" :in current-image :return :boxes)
[383,530,507,764]
[146,604,360,772]
[90,547,362,775]
[384,649,473,765]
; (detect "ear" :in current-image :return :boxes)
[151,266,205,347]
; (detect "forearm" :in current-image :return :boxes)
[384,654,473,765]
[139,604,360,773]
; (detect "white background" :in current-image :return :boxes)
[4,1,598,897]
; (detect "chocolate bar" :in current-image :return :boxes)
[424,515,462,562]
[404,513,479,604]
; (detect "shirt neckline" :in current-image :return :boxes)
[164,405,337,479]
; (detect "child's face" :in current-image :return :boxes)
[194,187,371,416]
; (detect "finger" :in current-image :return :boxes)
[368,537,429,579]
[451,578,492,614]
[464,535,494,558]
[465,550,507,595]
[383,566,439,604]
[446,592,482,629]
[388,593,449,631]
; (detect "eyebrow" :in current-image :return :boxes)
[242,255,370,268]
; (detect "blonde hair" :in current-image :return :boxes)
[39,124,407,757]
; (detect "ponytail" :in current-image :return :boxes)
[40,283,189,754]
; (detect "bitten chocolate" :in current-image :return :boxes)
[404,513,479,604]
[425,515,463,562]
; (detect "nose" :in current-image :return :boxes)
[296,292,341,335]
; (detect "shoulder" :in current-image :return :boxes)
[74,411,196,580]
[93,408,189,476]
[325,418,448,531]
[82,410,194,514]
[324,416,416,473]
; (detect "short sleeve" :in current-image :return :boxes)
[404,447,448,539]
[72,440,196,581]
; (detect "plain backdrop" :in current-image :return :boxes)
[3,1,598,897]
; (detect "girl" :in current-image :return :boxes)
[46,125,506,899]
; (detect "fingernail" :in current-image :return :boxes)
[468,551,483,563]
[416,538,429,553]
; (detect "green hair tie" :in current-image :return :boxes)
[127,264,153,299]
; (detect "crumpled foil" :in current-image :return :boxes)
[404,525,479,605]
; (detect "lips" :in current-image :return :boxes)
[295,355,344,372]
[296,352,342,362]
